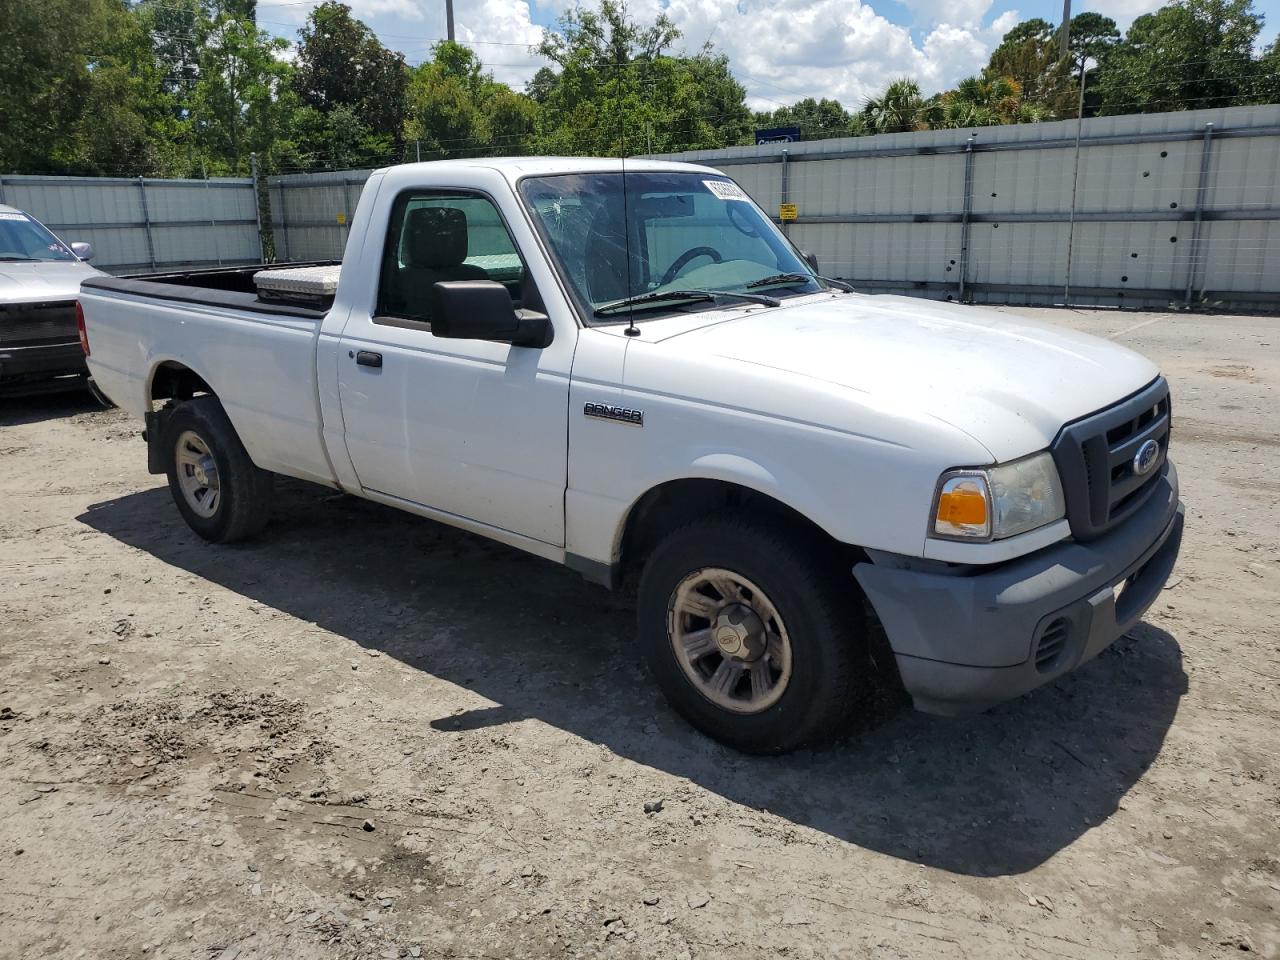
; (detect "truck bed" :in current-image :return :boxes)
[80,262,340,319]
[78,262,339,488]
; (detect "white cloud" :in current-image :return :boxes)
[649,0,1011,109]
[456,0,547,86]
[268,0,1012,107]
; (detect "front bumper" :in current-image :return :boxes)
[854,463,1183,715]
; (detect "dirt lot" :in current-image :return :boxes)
[1,307,1277,960]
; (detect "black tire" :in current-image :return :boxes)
[637,514,874,754]
[163,395,273,543]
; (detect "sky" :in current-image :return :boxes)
[253,0,1280,111]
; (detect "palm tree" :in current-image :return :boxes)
[862,78,929,134]
[934,73,1033,128]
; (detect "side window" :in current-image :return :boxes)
[376,192,524,324]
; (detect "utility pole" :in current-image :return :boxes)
[445,0,455,42]
[1059,0,1071,61]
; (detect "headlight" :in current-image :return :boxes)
[932,452,1066,541]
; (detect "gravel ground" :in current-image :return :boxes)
[0,307,1277,960]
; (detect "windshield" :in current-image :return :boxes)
[0,212,76,262]
[519,171,822,322]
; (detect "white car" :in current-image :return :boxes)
[0,205,100,394]
[78,158,1183,753]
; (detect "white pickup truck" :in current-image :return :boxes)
[79,158,1183,753]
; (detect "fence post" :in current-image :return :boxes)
[1062,69,1089,307]
[278,180,292,262]
[250,153,266,263]
[341,178,354,257]
[1184,122,1215,307]
[204,173,223,267]
[138,176,157,270]
[957,135,976,302]
[0,174,6,204]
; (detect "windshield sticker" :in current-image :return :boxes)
[0,212,30,221]
[703,180,749,201]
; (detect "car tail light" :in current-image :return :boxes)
[76,301,90,356]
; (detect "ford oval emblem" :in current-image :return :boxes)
[1133,438,1161,476]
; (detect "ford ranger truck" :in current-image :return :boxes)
[78,158,1184,754]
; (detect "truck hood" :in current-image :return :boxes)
[651,293,1160,462]
[0,260,101,305]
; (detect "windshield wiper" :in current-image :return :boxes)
[745,273,813,289]
[0,256,40,262]
[746,272,855,293]
[594,288,780,317]
[818,276,855,292]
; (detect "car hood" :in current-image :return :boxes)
[0,260,101,305]
[647,293,1160,462]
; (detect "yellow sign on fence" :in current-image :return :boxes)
[336,212,347,225]
[779,203,798,221]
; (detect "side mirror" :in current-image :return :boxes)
[800,250,819,274]
[430,280,552,348]
[70,241,95,262]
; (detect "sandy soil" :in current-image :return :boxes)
[1,307,1278,960]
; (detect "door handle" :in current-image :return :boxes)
[355,350,383,368]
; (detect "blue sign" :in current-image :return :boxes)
[755,127,801,145]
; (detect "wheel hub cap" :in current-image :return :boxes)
[193,456,217,488]
[714,603,766,661]
[668,568,793,715]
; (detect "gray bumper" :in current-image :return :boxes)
[854,464,1183,715]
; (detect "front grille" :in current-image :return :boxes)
[1050,377,1171,541]
[0,300,78,347]
[1034,617,1071,672]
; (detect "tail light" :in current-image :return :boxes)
[76,301,90,356]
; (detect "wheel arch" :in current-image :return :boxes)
[613,464,866,588]
[147,358,218,408]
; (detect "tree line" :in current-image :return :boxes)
[1,0,1277,178]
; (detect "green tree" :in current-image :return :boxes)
[932,74,1050,128]
[61,2,189,175]
[1258,39,1280,103]
[862,78,930,133]
[530,0,750,155]
[1068,12,1120,77]
[0,0,104,172]
[405,42,538,159]
[291,1,408,163]
[190,11,295,173]
[1095,0,1265,114]
[985,18,1075,116]
[753,97,862,140]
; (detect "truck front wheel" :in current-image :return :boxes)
[637,515,873,754]
[162,396,273,543]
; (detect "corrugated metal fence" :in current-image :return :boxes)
[267,169,371,263]
[5,104,1278,308]
[660,104,1280,310]
[0,173,262,274]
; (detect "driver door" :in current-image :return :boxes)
[336,188,571,547]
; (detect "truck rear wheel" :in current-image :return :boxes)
[163,396,273,543]
[637,514,873,754]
